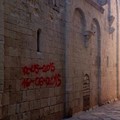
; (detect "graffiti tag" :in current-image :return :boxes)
[21,63,61,88]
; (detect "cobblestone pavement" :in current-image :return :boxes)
[64,101,120,120]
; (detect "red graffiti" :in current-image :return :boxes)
[22,63,55,75]
[21,73,61,88]
[21,63,61,88]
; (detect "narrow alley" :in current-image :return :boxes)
[64,101,120,120]
[1,0,120,119]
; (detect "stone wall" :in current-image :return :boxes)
[3,0,65,119]
[0,0,4,119]
[116,0,120,99]
[65,0,117,116]
[1,0,120,119]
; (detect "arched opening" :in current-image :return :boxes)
[91,18,101,106]
[37,29,41,52]
[70,8,87,113]
[73,8,86,33]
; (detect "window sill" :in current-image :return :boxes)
[37,52,44,59]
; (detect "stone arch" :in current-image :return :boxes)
[91,18,101,105]
[73,8,86,33]
[64,7,87,117]
[69,8,87,113]
[92,18,101,39]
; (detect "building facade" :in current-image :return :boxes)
[0,0,120,119]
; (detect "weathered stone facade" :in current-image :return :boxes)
[3,0,65,119]
[64,0,118,116]
[0,0,120,119]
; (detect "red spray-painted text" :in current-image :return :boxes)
[21,63,61,88]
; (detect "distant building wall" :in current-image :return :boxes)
[65,0,117,116]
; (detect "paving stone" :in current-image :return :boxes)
[64,101,120,120]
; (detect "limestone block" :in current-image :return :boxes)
[20,102,29,112]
